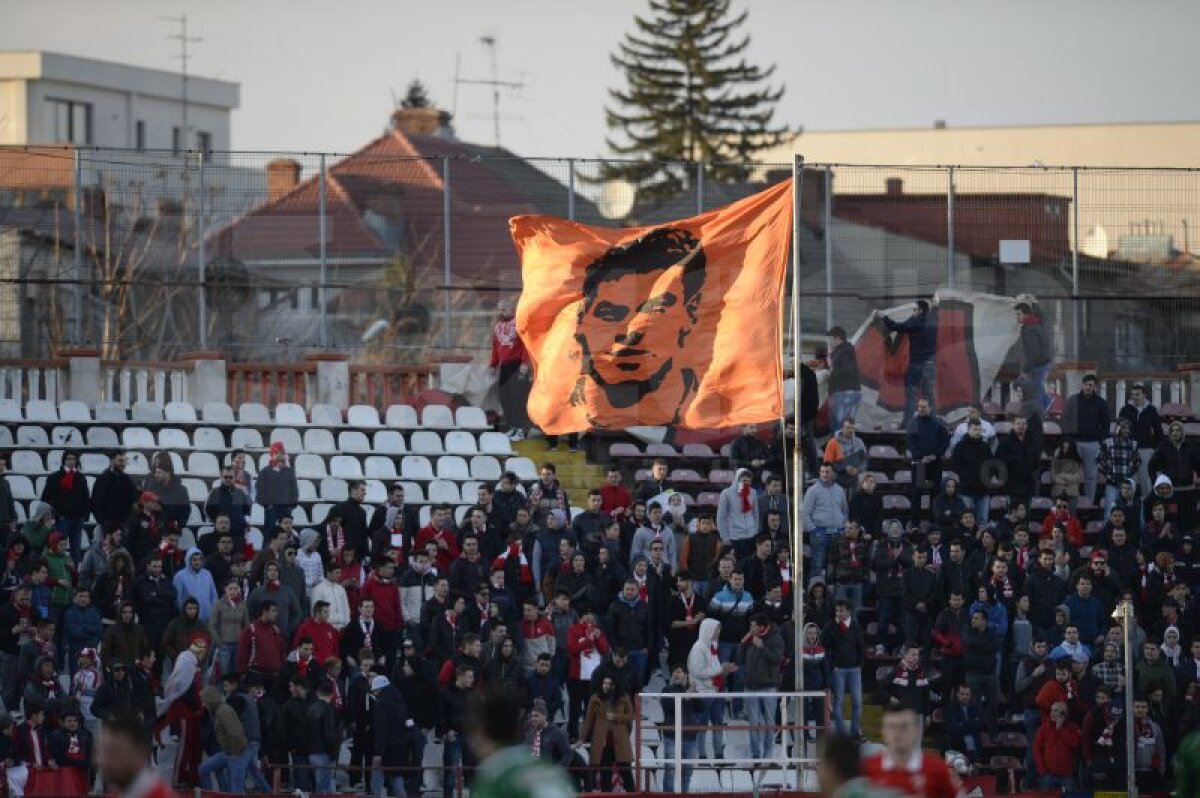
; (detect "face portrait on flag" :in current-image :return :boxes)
[573,228,707,425]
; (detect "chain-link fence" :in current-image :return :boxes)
[2,145,1199,377]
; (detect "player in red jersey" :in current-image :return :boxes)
[862,706,961,798]
[100,713,178,798]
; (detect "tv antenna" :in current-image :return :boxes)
[454,35,524,148]
[161,13,202,152]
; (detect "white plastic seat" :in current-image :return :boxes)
[454,506,469,525]
[45,451,62,472]
[202,402,235,424]
[182,478,209,502]
[374,430,406,455]
[16,426,48,447]
[95,402,127,423]
[401,455,434,481]
[230,428,264,450]
[330,455,364,480]
[455,407,489,430]
[186,452,221,478]
[131,402,164,423]
[269,428,303,454]
[294,454,327,480]
[86,427,119,449]
[0,400,20,422]
[365,456,399,480]
[470,455,502,482]
[164,401,198,423]
[428,479,460,504]
[185,505,203,527]
[158,428,192,450]
[234,453,257,476]
[304,429,337,453]
[419,506,431,525]
[8,476,35,500]
[312,503,334,524]
[50,426,83,447]
[310,404,342,427]
[347,405,382,428]
[365,480,387,504]
[421,405,454,429]
[126,451,151,476]
[165,452,184,475]
[80,453,109,474]
[193,427,225,451]
[122,427,156,450]
[25,400,57,422]
[478,432,514,456]
[10,451,44,475]
[0,428,11,448]
[249,504,265,527]
[460,481,483,503]
[297,480,317,501]
[436,456,470,480]
[289,506,310,527]
[238,403,271,425]
[400,481,425,503]
[385,404,419,429]
[409,431,443,455]
[58,400,91,423]
[505,457,537,481]
[445,430,479,455]
[275,403,308,426]
[338,431,371,453]
[320,478,349,502]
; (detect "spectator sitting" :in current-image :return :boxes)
[945,683,984,764]
[848,473,882,538]
[823,419,868,494]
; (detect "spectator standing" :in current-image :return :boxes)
[305,682,341,795]
[606,579,651,686]
[91,450,140,533]
[0,455,16,543]
[491,297,531,440]
[737,612,783,759]
[803,464,848,581]
[730,424,771,485]
[757,473,790,540]
[823,419,868,494]
[1149,420,1200,535]
[963,608,1001,737]
[876,300,938,423]
[826,520,869,617]
[902,548,938,649]
[1033,700,1082,790]
[581,676,635,792]
[39,450,89,564]
[826,326,862,429]
[238,601,287,693]
[952,418,996,524]
[246,561,302,638]
[718,468,760,560]
[945,683,984,764]
[1015,300,1053,413]
[173,547,218,623]
[907,398,950,528]
[1099,419,1141,518]
[1062,373,1111,506]
[198,686,249,793]
[257,442,299,535]
[822,599,865,740]
[206,466,251,550]
[996,415,1043,508]
[949,403,998,450]
[688,618,737,760]
[1120,383,1164,498]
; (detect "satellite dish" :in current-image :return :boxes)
[598,179,636,220]
[1082,225,1109,259]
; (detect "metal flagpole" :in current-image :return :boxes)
[790,153,806,787]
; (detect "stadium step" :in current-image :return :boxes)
[512,437,607,503]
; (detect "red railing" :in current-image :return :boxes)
[349,363,437,409]
[226,362,315,408]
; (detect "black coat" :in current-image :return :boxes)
[393,656,440,729]
[91,675,139,722]
[951,437,995,496]
[371,685,412,763]
[1018,318,1053,370]
[40,469,90,521]
[1119,403,1164,451]
[821,619,865,669]
[258,694,287,761]
[305,698,340,757]
[330,498,370,556]
[91,468,139,529]
[963,627,999,675]
[605,598,650,651]
[1063,392,1111,442]
[282,696,313,756]
[996,430,1043,498]
[1149,439,1200,489]
[827,342,861,394]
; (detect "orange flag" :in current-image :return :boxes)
[510,178,792,433]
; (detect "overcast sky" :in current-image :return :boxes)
[3,0,1197,158]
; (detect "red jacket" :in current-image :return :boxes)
[862,750,958,798]
[293,618,341,666]
[415,525,461,575]
[1042,508,1085,548]
[600,485,633,519]
[1033,718,1082,776]
[236,620,286,675]
[360,575,403,632]
[565,620,610,681]
[490,318,528,367]
[1035,677,1081,717]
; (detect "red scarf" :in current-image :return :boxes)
[267,579,281,591]
[492,544,532,585]
[444,610,458,633]
[326,526,345,560]
[711,642,724,690]
[296,656,311,677]
[778,563,792,598]
[739,482,753,512]
[681,593,694,620]
[60,468,76,493]
[848,541,861,569]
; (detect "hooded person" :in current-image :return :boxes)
[172,547,218,623]
[21,501,54,554]
[686,617,736,759]
[198,685,249,791]
[156,632,209,787]
[43,531,75,614]
[258,441,299,537]
[717,468,760,559]
[295,529,325,589]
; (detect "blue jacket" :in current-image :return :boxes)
[62,604,103,650]
[1063,593,1107,644]
[907,415,951,461]
[172,547,218,622]
[884,311,937,363]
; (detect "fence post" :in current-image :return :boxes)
[71,147,83,346]
[318,153,329,348]
[197,150,208,349]
[567,158,576,221]
[443,156,452,350]
[1072,167,1081,361]
[824,165,834,332]
[696,161,704,215]
[946,165,956,289]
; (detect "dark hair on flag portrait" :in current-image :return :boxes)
[573,227,707,422]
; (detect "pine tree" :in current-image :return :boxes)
[602,0,787,202]
[401,79,433,109]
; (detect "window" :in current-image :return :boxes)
[196,131,212,156]
[172,126,182,155]
[135,120,146,151]
[44,99,92,145]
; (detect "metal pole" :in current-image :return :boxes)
[696,161,704,215]
[673,693,682,793]
[1072,167,1081,360]
[1121,600,1138,798]
[790,154,806,787]
[72,147,83,345]
[318,154,329,348]
[442,156,452,349]
[823,166,833,333]
[567,159,576,221]
[946,166,956,289]
[197,150,207,349]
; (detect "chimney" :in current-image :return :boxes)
[390,107,454,137]
[885,178,903,197]
[266,158,302,203]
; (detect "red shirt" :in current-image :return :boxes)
[862,750,959,798]
[293,618,341,666]
[236,620,287,675]
[359,575,403,632]
[415,525,461,575]
[600,485,633,518]
[490,318,528,367]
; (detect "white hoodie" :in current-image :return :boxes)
[687,617,724,694]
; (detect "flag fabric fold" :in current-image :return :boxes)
[510,179,793,434]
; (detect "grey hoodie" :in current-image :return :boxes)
[717,469,759,543]
[687,617,725,693]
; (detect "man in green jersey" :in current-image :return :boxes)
[469,689,576,798]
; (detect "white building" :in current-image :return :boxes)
[0,50,238,152]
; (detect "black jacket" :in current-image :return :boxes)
[821,619,865,669]
[1119,402,1164,451]
[996,430,1043,497]
[605,598,650,651]
[440,684,471,736]
[133,574,177,636]
[91,675,139,722]
[951,436,995,496]
[330,498,369,556]
[1149,439,1200,489]
[371,685,412,763]
[1018,318,1052,370]
[827,341,861,394]
[1063,392,1111,442]
[305,698,340,757]
[963,627,999,675]
[258,694,287,761]
[1023,567,1066,629]
[205,485,251,536]
[91,468,139,529]
[40,469,90,521]
[903,568,939,614]
[256,465,299,508]
[282,695,313,756]
[394,656,440,729]
[730,435,770,474]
